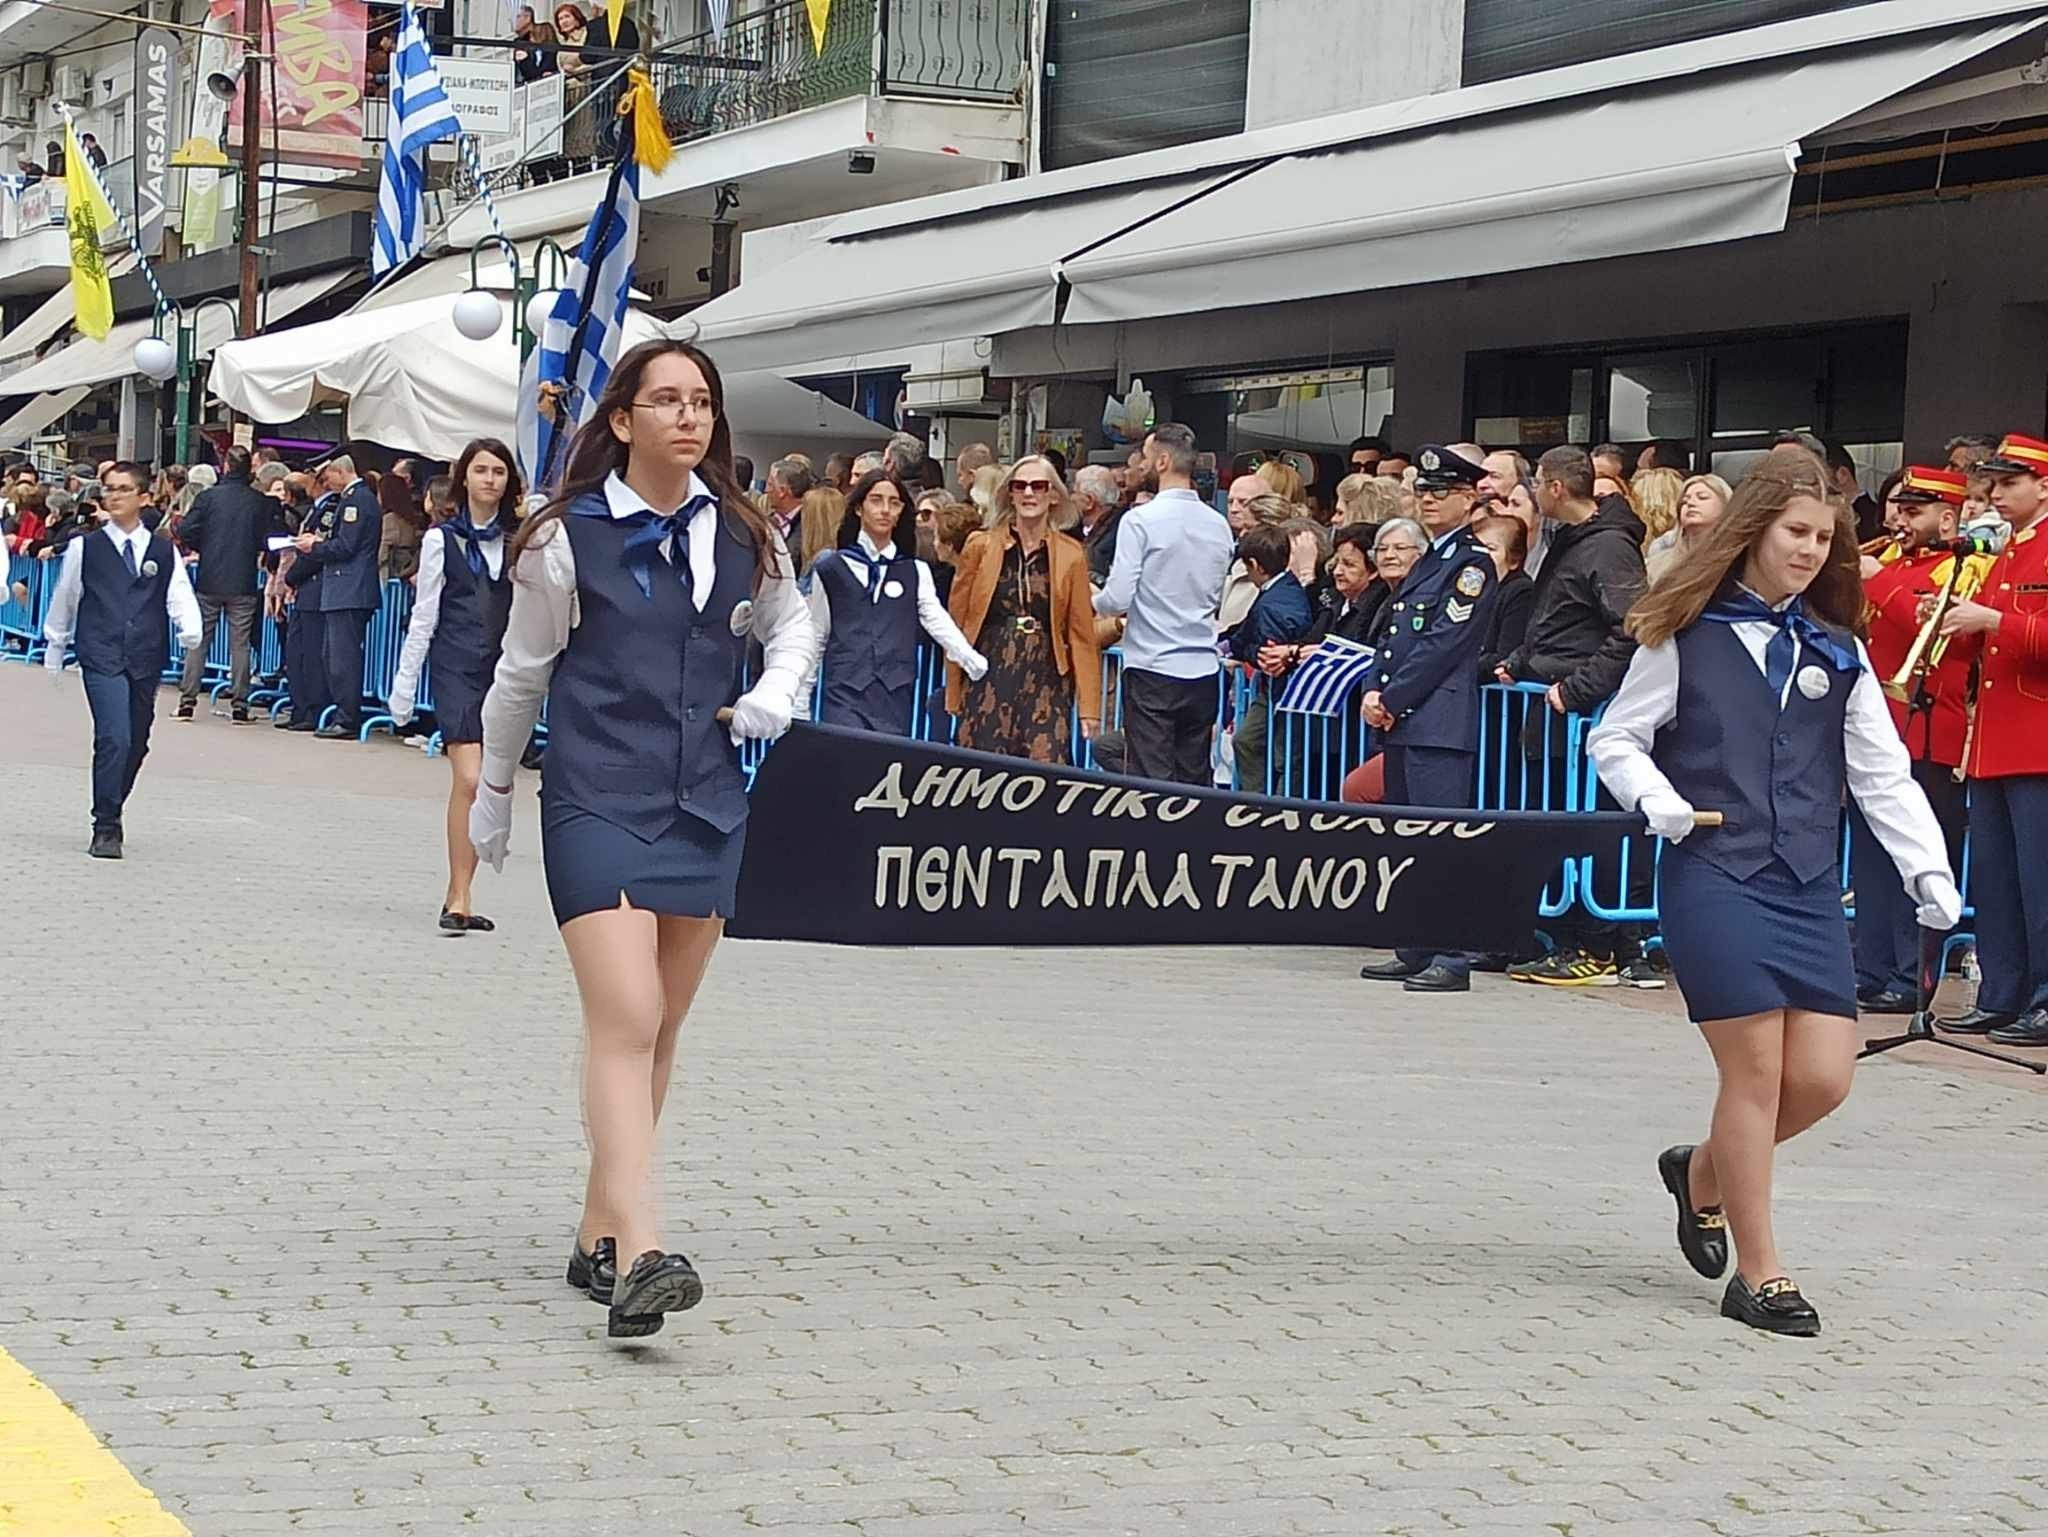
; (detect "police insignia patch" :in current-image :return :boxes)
[344,508,359,523]
[1420,448,1441,472]
[1456,565,1485,597]
[1412,615,1424,631]
[1446,599,1473,623]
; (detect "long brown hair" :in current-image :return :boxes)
[377,462,426,531]
[509,339,777,585]
[836,467,916,553]
[1625,445,1863,648]
[451,436,524,529]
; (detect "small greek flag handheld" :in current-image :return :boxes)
[519,68,674,494]
[1276,635,1379,716]
[371,4,462,277]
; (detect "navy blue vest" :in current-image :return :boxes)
[813,546,921,694]
[543,496,758,838]
[429,521,511,685]
[75,529,173,678]
[1654,619,1852,883]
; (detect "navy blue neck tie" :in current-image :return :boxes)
[121,538,139,578]
[455,518,502,576]
[1699,589,1859,703]
[617,495,714,600]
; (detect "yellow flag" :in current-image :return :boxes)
[63,121,117,341]
[606,0,626,46]
[805,0,830,53]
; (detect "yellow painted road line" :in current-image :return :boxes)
[0,1346,191,1537]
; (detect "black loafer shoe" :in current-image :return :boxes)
[286,720,320,733]
[1403,964,1471,993]
[1987,1010,2048,1047]
[607,1250,703,1339]
[464,914,496,933]
[439,907,469,936]
[174,700,195,721]
[1359,957,1424,982]
[87,829,122,860]
[1721,1273,1820,1337]
[1657,1144,1729,1279]
[1859,989,1917,1015]
[272,713,296,729]
[313,723,352,739]
[567,1236,617,1305]
[1938,1007,2019,1035]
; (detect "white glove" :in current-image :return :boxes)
[178,629,202,651]
[1638,789,1698,844]
[728,688,793,746]
[387,682,415,728]
[963,649,989,683]
[469,782,513,873]
[1912,872,1963,930]
[42,650,65,677]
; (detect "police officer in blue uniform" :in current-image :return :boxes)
[289,454,382,738]
[278,489,336,731]
[1358,445,1499,993]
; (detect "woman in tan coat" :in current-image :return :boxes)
[946,455,1100,763]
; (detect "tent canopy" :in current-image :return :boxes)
[0,386,90,452]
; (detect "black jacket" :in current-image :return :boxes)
[1082,507,1122,585]
[1476,568,1535,682]
[1502,494,1646,715]
[180,474,283,597]
[1306,579,1388,646]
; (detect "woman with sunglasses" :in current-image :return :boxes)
[470,340,816,1340]
[389,437,522,936]
[802,467,985,735]
[947,457,1101,763]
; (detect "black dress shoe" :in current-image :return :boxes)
[1987,1010,2048,1047]
[174,699,195,721]
[87,829,122,860]
[1403,963,1470,993]
[1721,1273,1820,1337]
[439,907,469,936]
[1657,1144,1728,1279]
[1359,957,1424,982]
[566,1237,617,1305]
[607,1250,703,1339]
[231,706,252,724]
[1859,989,1918,1015]
[1938,1007,2019,1035]
[313,722,352,739]
[286,720,319,733]
[272,713,296,729]
[464,914,496,933]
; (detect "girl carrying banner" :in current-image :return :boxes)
[1586,446,1960,1336]
[470,339,817,1339]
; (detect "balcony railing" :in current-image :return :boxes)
[1,156,133,249]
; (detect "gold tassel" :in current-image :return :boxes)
[617,66,674,175]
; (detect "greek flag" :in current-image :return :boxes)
[518,147,641,492]
[1276,635,1379,716]
[371,4,462,277]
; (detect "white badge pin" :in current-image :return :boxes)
[728,599,755,637]
[882,579,905,599]
[1795,664,1831,701]
[141,559,158,576]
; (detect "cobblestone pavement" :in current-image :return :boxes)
[4,664,2048,1537]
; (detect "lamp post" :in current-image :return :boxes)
[451,235,573,360]
[133,296,243,464]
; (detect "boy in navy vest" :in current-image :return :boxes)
[40,460,202,858]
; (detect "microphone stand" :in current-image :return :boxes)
[1859,550,2045,1073]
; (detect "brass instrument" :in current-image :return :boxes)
[1884,545,1989,703]
[1861,532,1904,556]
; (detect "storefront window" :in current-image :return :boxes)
[1181,363,1396,489]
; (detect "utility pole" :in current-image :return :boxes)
[237,0,263,335]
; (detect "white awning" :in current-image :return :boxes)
[1058,18,2039,327]
[1,269,358,396]
[0,256,138,372]
[0,386,90,451]
[687,172,1234,375]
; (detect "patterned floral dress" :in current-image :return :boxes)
[955,539,1074,765]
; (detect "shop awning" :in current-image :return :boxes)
[687,172,1236,374]
[0,256,138,372]
[1057,17,2040,327]
[0,386,90,451]
[1,269,359,397]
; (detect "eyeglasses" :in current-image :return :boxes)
[629,395,716,425]
[1009,478,1052,494]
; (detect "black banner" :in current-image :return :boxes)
[730,725,1638,950]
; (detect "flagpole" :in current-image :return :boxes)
[238,0,263,335]
[539,144,633,490]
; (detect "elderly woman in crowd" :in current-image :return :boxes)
[947,454,1100,764]
[1219,490,1295,631]
[1643,471,1732,584]
[1339,517,1430,805]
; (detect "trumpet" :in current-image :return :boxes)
[1885,546,1989,703]
[1861,531,1904,556]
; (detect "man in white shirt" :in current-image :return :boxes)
[1093,423,1234,784]
[40,461,202,857]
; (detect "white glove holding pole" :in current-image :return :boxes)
[1912,871,1963,930]
[727,689,793,746]
[469,782,514,873]
[1638,789,1699,844]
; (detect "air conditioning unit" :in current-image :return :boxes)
[92,74,122,107]
[53,64,88,102]
[0,77,25,125]
[21,60,49,96]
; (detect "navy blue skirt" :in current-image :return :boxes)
[428,660,491,746]
[1659,847,1857,1023]
[539,797,746,927]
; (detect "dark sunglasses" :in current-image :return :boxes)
[1009,478,1052,494]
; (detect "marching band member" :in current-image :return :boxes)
[388,438,522,936]
[801,466,985,734]
[39,461,202,859]
[1851,465,1979,1012]
[470,340,817,1339]
[1933,432,2048,1045]
[1587,447,1958,1335]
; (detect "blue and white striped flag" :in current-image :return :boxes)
[1276,635,1379,716]
[371,4,462,277]
[517,148,641,492]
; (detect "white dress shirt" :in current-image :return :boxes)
[1585,598,1951,885]
[801,530,985,697]
[479,471,817,789]
[1093,486,1235,679]
[41,521,202,669]
[389,519,507,722]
